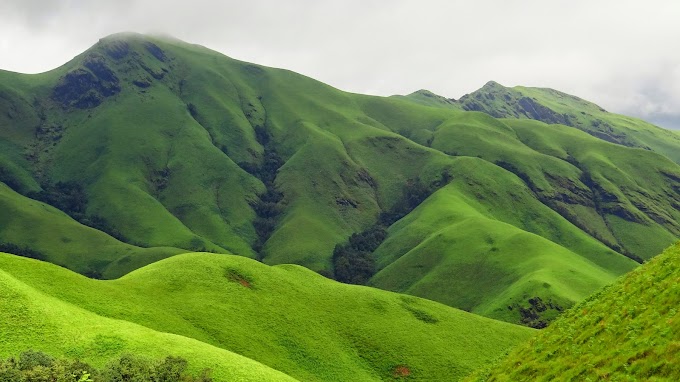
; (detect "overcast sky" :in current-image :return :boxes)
[1,0,678,129]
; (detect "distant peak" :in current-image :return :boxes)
[482,80,505,89]
[100,31,146,42]
[99,31,184,45]
[410,89,437,97]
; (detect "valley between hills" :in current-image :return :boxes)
[0,32,678,381]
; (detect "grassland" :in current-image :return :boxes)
[467,242,680,381]
[0,251,533,381]
[0,32,678,327]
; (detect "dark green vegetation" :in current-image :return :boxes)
[467,242,680,381]
[0,350,212,381]
[0,252,533,381]
[0,32,679,328]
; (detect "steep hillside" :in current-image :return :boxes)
[467,242,680,381]
[0,32,679,326]
[369,156,636,327]
[0,251,533,381]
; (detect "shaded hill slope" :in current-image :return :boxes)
[0,182,182,277]
[467,242,680,381]
[0,251,533,381]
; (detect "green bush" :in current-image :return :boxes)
[0,351,211,382]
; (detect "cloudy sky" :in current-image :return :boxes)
[1,0,678,129]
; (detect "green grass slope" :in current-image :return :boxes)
[467,242,680,381]
[370,156,636,326]
[507,118,680,259]
[0,251,533,382]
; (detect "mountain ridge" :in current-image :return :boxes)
[0,32,678,328]
[401,81,680,163]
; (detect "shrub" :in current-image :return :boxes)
[0,351,211,382]
[0,242,46,260]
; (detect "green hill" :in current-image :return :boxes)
[0,251,533,381]
[0,32,679,327]
[0,182,183,277]
[467,242,680,381]
[369,156,636,326]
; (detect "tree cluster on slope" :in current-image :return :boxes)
[27,181,127,242]
[333,174,450,284]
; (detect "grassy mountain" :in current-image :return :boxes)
[452,80,680,164]
[467,242,680,381]
[0,251,533,381]
[0,32,679,326]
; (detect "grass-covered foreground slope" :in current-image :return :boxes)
[0,255,297,381]
[0,251,533,381]
[467,242,680,381]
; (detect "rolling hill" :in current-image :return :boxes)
[466,242,680,381]
[0,251,533,381]
[0,32,679,327]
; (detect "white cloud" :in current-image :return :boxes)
[0,0,678,128]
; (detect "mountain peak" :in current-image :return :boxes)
[482,80,505,89]
[98,31,183,44]
[403,89,457,107]
[99,31,146,42]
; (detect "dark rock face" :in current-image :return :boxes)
[144,42,167,62]
[83,56,118,87]
[133,79,151,88]
[103,40,130,60]
[52,55,120,109]
[516,97,569,125]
